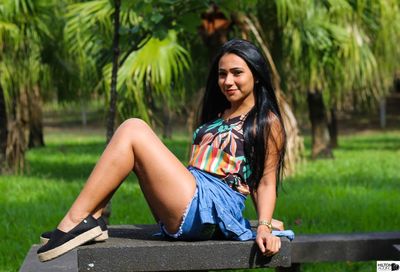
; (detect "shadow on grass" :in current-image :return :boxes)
[26,142,105,181]
[302,132,400,153]
[339,135,400,151]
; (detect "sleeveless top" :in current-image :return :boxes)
[188,114,251,196]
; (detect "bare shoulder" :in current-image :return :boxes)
[266,112,284,134]
[266,112,285,149]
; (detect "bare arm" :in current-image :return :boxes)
[251,189,285,230]
[254,170,281,256]
[251,193,285,231]
[253,115,284,256]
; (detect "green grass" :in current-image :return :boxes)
[1,129,399,272]
[270,133,400,234]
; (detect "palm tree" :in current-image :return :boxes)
[63,0,194,221]
[256,0,400,158]
[64,0,192,136]
[107,0,121,143]
[0,13,17,170]
[0,84,7,171]
[239,13,304,175]
[0,0,56,172]
[196,4,303,176]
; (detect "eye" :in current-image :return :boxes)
[218,71,227,77]
[232,70,243,76]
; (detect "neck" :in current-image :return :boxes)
[225,101,254,119]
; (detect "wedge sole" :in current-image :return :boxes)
[38,226,102,262]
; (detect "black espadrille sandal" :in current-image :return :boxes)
[37,215,101,262]
[40,216,108,245]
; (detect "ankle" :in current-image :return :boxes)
[58,212,89,232]
[92,210,102,220]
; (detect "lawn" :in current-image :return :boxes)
[0,127,399,272]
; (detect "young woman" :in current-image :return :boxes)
[37,39,286,262]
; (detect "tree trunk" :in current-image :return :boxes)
[144,83,156,128]
[276,92,304,175]
[186,88,204,134]
[199,5,231,61]
[6,88,30,173]
[394,71,400,93]
[0,84,7,172]
[103,0,121,224]
[106,0,121,144]
[307,90,333,159]
[81,100,88,127]
[379,97,386,129]
[240,14,304,175]
[327,106,338,148]
[28,85,45,148]
[162,106,173,139]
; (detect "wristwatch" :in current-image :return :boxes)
[258,220,272,232]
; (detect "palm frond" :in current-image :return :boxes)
[102,30,191,120]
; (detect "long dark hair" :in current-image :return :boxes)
[200,39,286,191]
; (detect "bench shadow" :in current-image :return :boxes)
[248,243,274,267]
[108,225,162,241]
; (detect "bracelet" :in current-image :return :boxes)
[258,220,272,232]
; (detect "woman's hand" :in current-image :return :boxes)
[256,225,281,256]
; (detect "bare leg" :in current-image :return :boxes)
[58,118,196,233]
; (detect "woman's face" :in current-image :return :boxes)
[218,53,255,108]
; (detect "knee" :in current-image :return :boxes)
[121,118,148,130]
[117,118,151,142]
[119,118,150,134]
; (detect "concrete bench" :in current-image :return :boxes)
[78,224,291,271]
[20,224,290,272]
[394,244,400,255]
[283,232,400,272]
[20,224,400,272]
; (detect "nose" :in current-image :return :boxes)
[224,73,234,86]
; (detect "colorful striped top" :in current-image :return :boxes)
[189,114,251,195]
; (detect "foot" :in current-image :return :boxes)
[40,216,109,245]
[37,215,102,262]
[94,216,109,242]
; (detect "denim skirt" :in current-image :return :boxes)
[160,166,254,241]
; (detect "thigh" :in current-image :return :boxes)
[121,119,196,232]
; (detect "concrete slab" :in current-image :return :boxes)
[20,224,291,272]
[19,245,77,272]
[394,244,400,257]
[77,225,291,271]
[291,232,400,262]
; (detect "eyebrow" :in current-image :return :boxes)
[218,67,244,71]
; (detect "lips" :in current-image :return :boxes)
[225,89,238,95]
